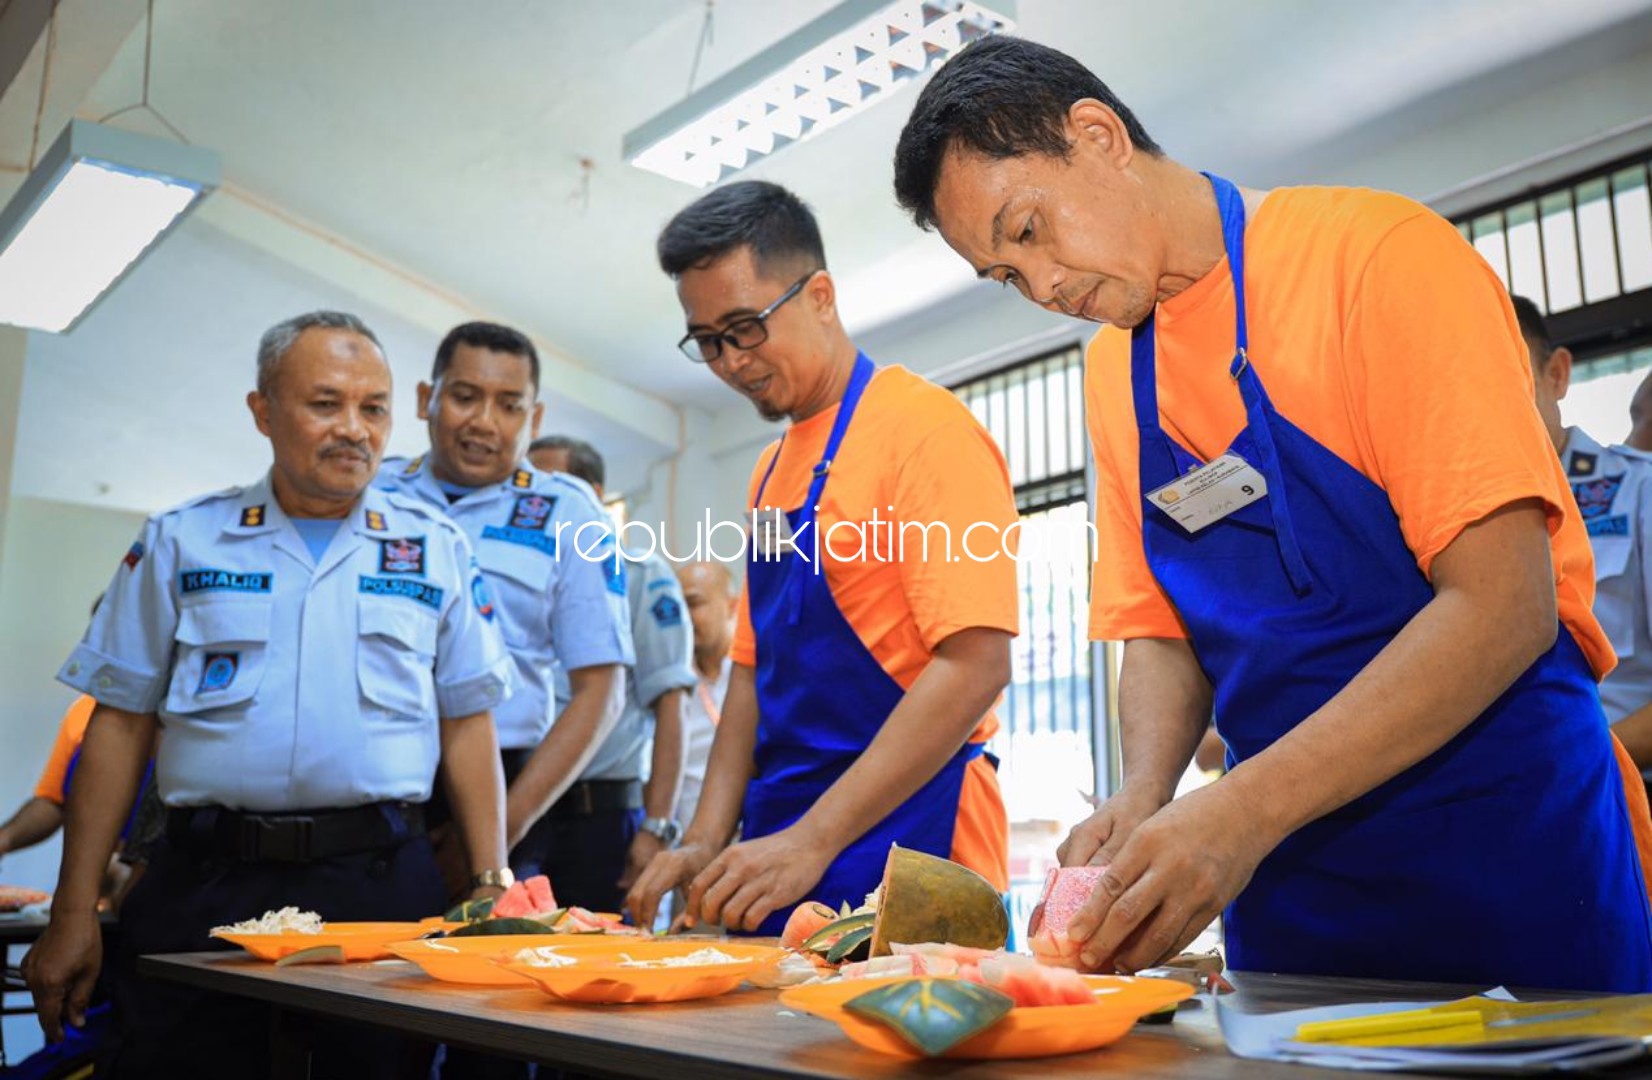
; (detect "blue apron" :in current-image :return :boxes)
[743,352,982,936]
[1131,173,1652,991]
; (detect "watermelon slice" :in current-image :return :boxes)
[1027,865,1106,970]
[977,953,1093,1007]
[492,875,558,920]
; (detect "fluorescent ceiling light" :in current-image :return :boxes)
[624,0,1015,188]
[0,120,219,333]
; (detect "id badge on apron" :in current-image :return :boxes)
[1145,452,1268,533]
[752,506,793,559]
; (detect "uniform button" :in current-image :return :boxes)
[67,662,81,676]
[97,675,113,689]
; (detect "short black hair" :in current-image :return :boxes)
[893,36,1162,230]
[433,321,540,390]
[1509,295,1552,365]
[657,180,827,279]
[529,434,604,489]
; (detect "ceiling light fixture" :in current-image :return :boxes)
[0,120,219,333]
[623,0,1015,188]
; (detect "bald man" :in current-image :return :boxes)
[1623,369,1652,460]
[674,561,738,831]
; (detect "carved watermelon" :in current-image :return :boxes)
[492,874,558,920]
[1027,865,1106,969]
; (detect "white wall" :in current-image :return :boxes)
[0,497,148,894]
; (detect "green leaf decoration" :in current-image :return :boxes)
[450,917,559,937]
[803,912,875,954]
[845,978,1015,1057]
[442,896,496,923]
[274,945,346,967]
[825,925,874,964]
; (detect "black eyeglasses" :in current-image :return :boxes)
[678,271,817,363]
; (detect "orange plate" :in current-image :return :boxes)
[498,939,788,1005]
[779,974,1195,1059]
[213,922,433,962]
[387,935,597,986]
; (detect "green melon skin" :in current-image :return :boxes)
[449,918,560,937]
[868,846,1009,958]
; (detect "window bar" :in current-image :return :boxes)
[1568,184,1587,305]
[1605,172,1626,297]
[1533,198,1551,313]
[1498,208,1513,292]
[1042,357,1056,484]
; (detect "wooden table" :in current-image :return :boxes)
[139,951,1560,1079]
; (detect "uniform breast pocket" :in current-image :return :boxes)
[165,601,272,717]
[480,544,551,650]
[358,598,440,719]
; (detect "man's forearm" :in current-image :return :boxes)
[1612,701,1652,773]
[1116,638,1214,805]
[793,628,1010,858]
[643,689,687,820]
[505,665,620,846]
[0,798,65,857]
[682,665,758,849]
[1223,502,1557,842]
[54,708,155,915]
[440,712,507,875]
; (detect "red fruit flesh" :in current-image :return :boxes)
[1028,866,1108,970]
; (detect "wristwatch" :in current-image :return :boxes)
[469,867,515,891]
[639,816,683,846]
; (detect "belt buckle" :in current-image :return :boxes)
[242,815,315,862]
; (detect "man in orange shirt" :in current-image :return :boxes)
[627,181,1017,934]
[894,36,1652,990]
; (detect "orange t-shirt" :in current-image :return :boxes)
[1084,186,1612,678]
[34,695,97,804]
[732,364,1018,889]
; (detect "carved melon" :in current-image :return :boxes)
[868,845,1008,958]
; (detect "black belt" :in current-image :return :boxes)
[546,779,644,818]
[165,802,425,863]
[497,750,643,819]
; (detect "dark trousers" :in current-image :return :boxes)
[512,805,641,914]
[437,784,640,1080]
[106,832,445,1079]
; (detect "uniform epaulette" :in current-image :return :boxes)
[380,488,465,537]
[150,486,244,522]
[544,470,606,513]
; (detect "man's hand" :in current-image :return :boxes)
[1064,781,1274,973]
[23,911,102,1041]
[686,828,833,933]
[618,831,666,894]
[1057,784,1168,869]
[627,839,718,930]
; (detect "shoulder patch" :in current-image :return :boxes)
[122,541,145,570]
[650,594,683,628]
[471,571,496,621]
[404,455,424,477]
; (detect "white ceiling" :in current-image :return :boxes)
[3,0,1652,513]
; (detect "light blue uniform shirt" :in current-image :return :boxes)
[58,474,513,811]
[576,547,697,782]
[1564,427,1652,728]
[378,457,633,750]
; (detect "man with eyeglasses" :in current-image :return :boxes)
[626,180,1019,935]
